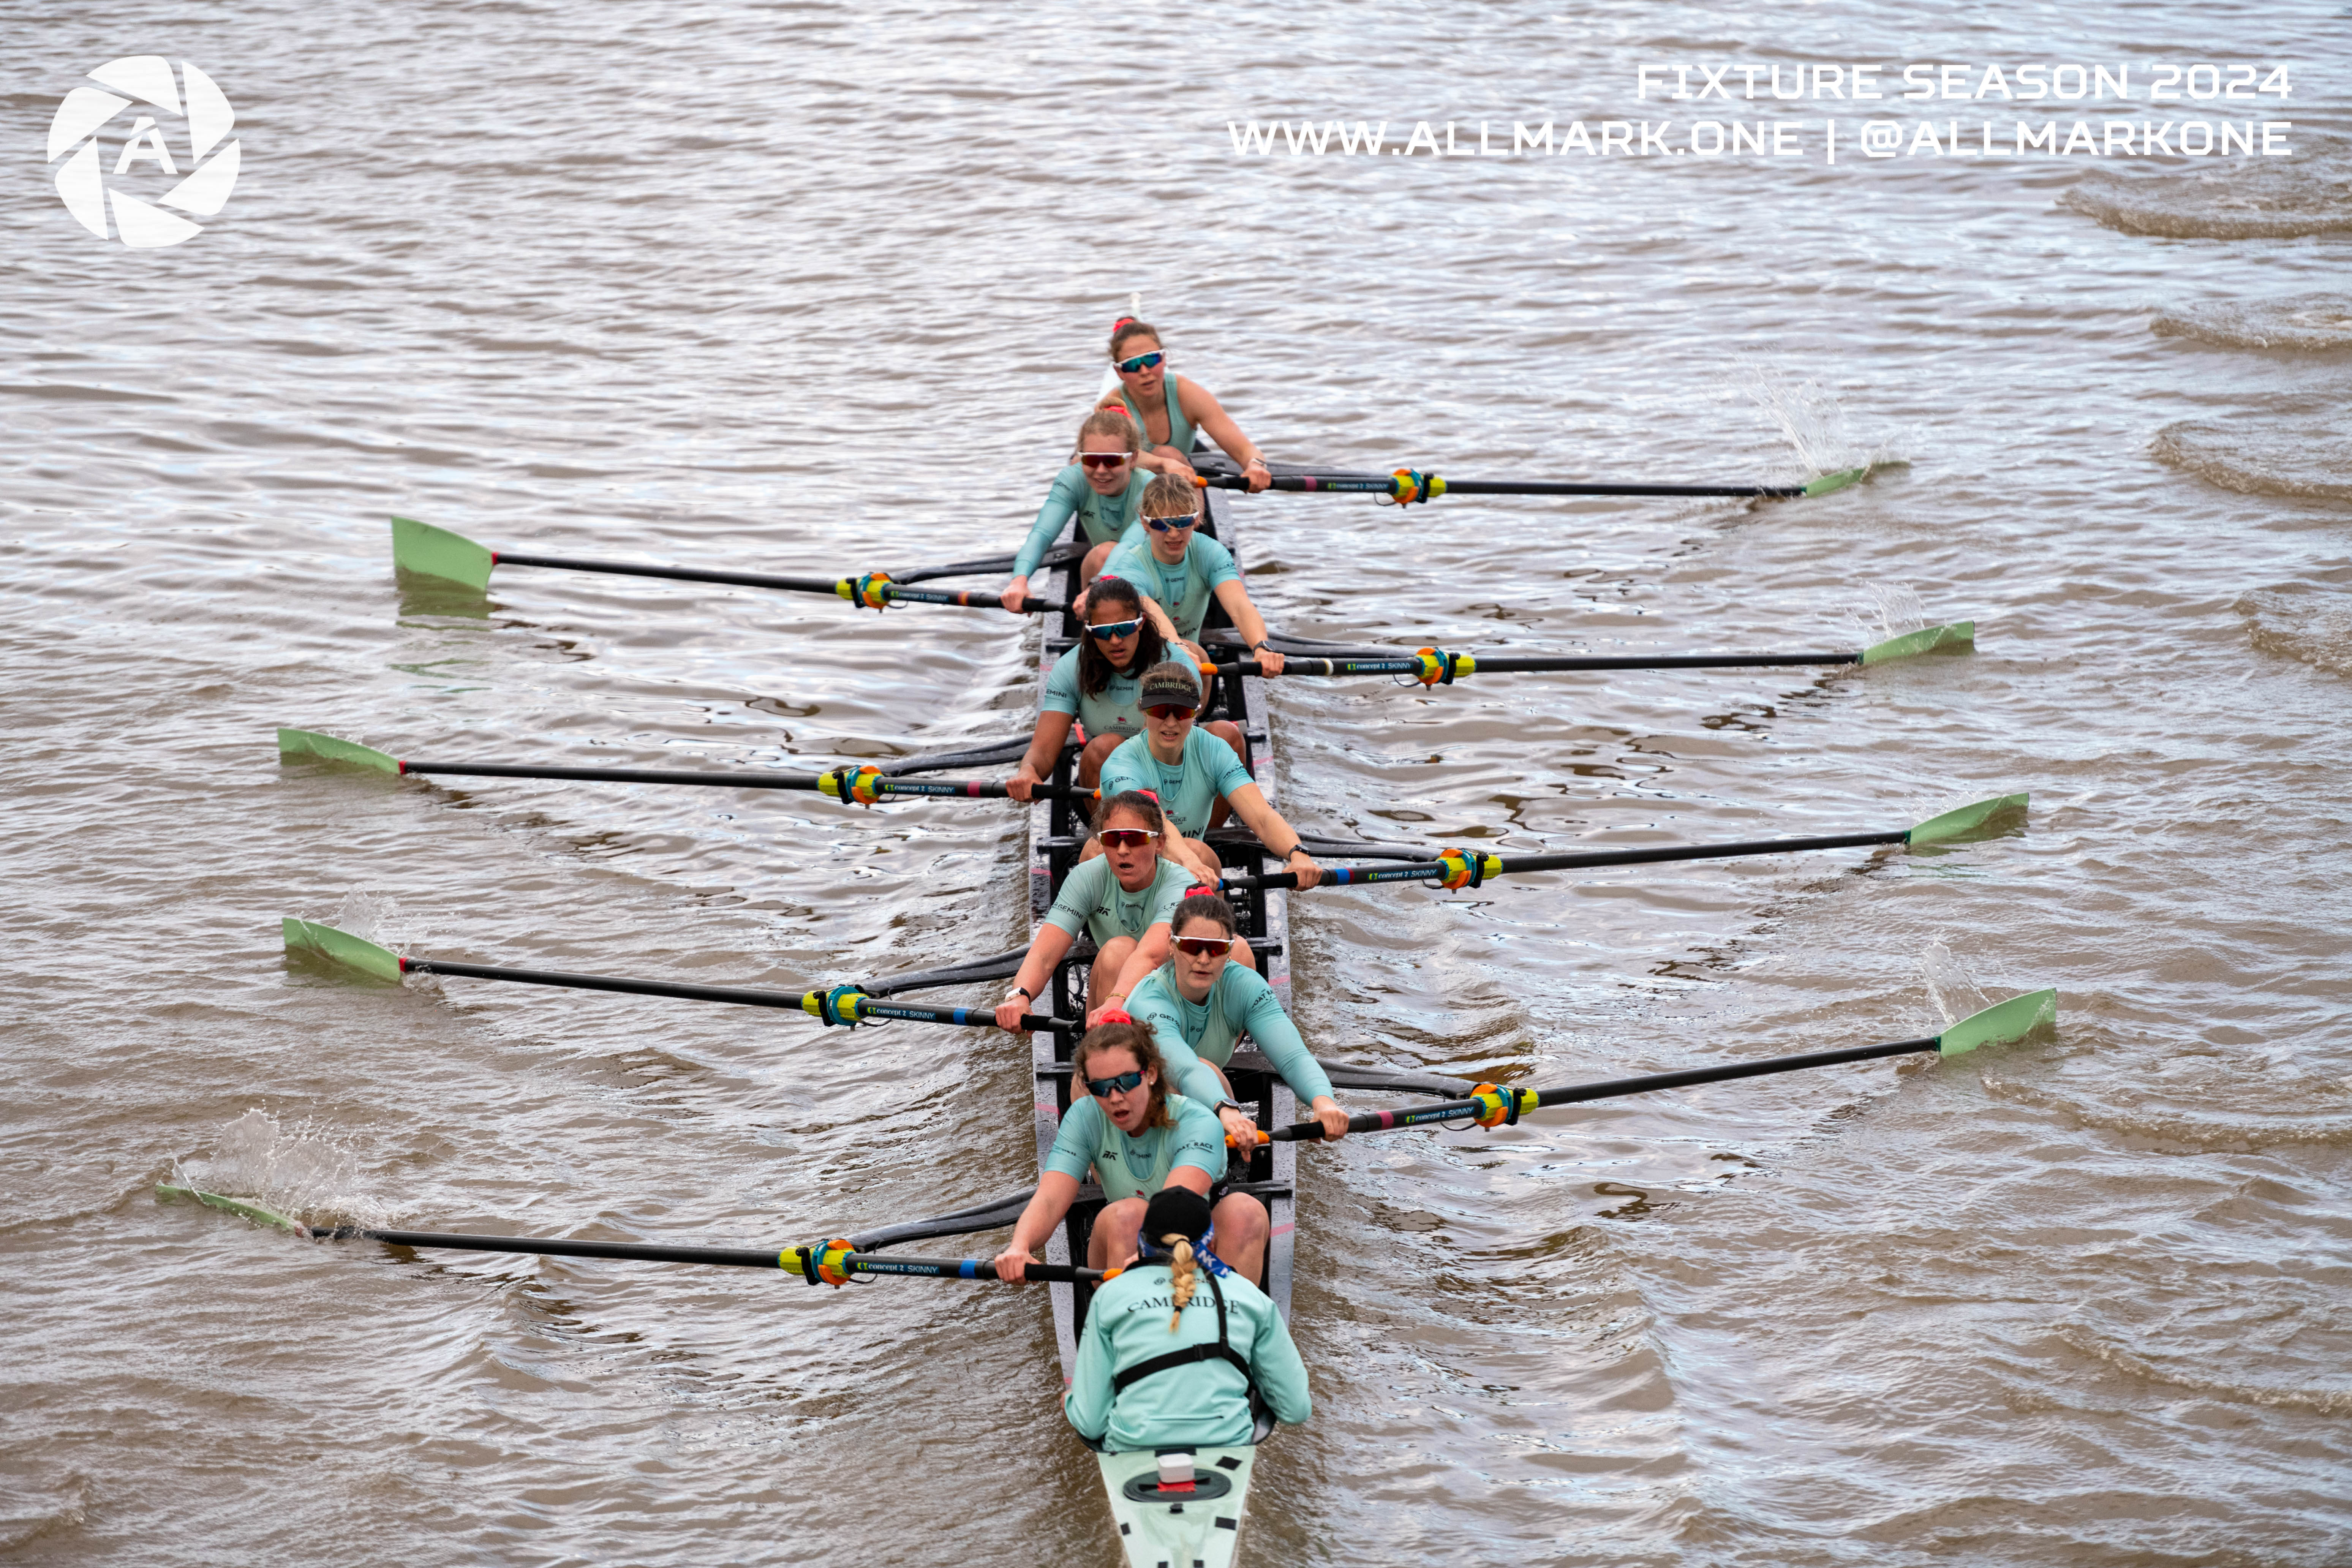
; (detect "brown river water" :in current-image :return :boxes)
[5,4,2349,1564]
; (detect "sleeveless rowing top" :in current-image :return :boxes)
[1116,373,1197,456]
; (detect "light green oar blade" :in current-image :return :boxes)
[1800,465,1868,496]
[157,1183,308,1234]
[277,727,400,773]
[283,917,403,983]
[1906,792,2030,846]
[391,516,495,591]
[1935,987,2057,1055]
[1860,621,1975,664]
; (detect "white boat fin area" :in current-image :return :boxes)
[1097,1446,1255,1568]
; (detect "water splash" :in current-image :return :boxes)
[1921,940,1992,1028]
[169,1108,396,1229]
[1741,366,1903,479]
[1854,580,1930,642]
[321,887,431,952]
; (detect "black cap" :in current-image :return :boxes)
[1141,1185,1212,1247]
[1138,660,1201,710]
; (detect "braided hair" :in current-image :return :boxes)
[1163,1234,1200,1329]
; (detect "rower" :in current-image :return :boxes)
[999,408,1152,615]
[1099,318,1274,495]
[1004,575,1165,801]
[1096,661,1323,893]
[1126,891,1350,1155]
[993,791,1205,1031]
[1064,1185,1310,1455]
[1100,474,1288,671]
[994,1018,1272,1284]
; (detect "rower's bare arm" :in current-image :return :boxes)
[998,574,1031,615]
[1006,710,1076,803]
[1186,383,1269,492]
[1211,580,1283,673]
[1224,782,1321,889]
[1105,924,1171,1006]
[996,1171,1083,1282]
[997,923,1076,1030]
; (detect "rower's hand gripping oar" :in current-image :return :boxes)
[276,730,1092,805]
[1220,793,2028,894]
[277,919,1081,1033]
[1192,465,1885,501]
[152,1188,1115,1284]
[1266,988,2057,1142]
[1198,622,1974,682]
[389,516,1065,613]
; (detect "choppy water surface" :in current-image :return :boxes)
[5,3,2349,1564]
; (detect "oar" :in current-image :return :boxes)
[278,918,1080,1032]
[1266,988,2057,1141]
[1194,465,1879,501]
[1220,793,2027,893]
[1201,623,1973,682]
[389,517,1063,613]
[277,729,1086,803]
[155,1186,1107,1283]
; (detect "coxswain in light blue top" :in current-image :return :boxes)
[994,792,1205,1029]
[1065,1186,1311,1454]
[1095,661,1325,893]
[1000,406,1152,613]
[1100,317,1276,496]
[996,1020,1272,1283]
[1005,577,1171,803]
[1099,475,1291,672]
[1126,890,1351,1150]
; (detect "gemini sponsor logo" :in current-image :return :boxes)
[47,57,240,248]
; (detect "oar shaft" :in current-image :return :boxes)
[495,551,840,595]
[1269,1035,1942,1140]
[1204,651,1864,677]
[405,760,823,789]
[398,761,1077,800]
[1198,475,1808,498]
[1441,480,1806,498]
[488,552,1061,613]
[1225,829,1909,891]
[322,1229,1104,1282]
[1467,652,1860,672]
[402,957,1070,1030]
[403,958,807,1010]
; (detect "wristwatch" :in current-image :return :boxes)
[1006,985,1032,1002]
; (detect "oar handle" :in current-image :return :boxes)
[1266,1035,1946,1140]
[802,984,1078,1032]
[877,583,1066,614]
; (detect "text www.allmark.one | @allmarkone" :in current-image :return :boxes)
[1226,59,2300,162]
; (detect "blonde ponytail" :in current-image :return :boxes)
[1164,1234,1199,1331]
